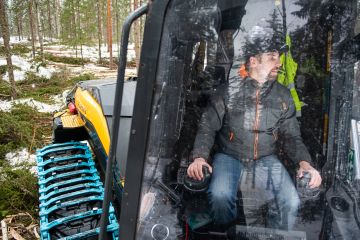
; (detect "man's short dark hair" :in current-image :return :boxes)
[242,26,287,61]
[244,54,262,71]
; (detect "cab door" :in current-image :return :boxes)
[119,0,360,239]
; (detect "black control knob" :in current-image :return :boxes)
[184,166,211,193]
[297,172,312,188]
[297,172,321,201]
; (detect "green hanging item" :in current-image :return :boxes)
[277,34,303,116]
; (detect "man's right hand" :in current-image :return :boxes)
[187,158,213,181]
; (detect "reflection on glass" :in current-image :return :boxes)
[133,0,360,239]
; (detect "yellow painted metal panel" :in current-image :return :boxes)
[74,88,110,155]
[61,114,85,128]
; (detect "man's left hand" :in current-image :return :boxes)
[298,161,322,188]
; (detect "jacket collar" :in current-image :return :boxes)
[243,76,277,98]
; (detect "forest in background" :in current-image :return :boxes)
[0,0,143,229]
[0,0,144,99]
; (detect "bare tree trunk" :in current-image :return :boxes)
[0,0,17,99]
[130,0,133,43]
[107,0,113,68]
[54,0,60,38]
[18,13,23,40]
[103,0,107,49]
[134,0,141,69]
[76,1,83,60]
[115,0,120,57]
[16,16,21,41]
[28,1,36,58]
[33,1,39,42]
[41,14,46,42]
[47,0,52,39]
[35,0,44,62]
[139,0,143,50]
[71,0,78,58]
[97,0,102,62]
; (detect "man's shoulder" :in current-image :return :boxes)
[272,81,292,98]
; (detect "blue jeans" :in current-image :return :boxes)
[207,153,300,230]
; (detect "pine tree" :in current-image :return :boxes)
[97,0,102,61]
[133,0,140,69]
[266,9,284,49]
[60,0,77,54]
[54,0,61,38]
[10,0,27,40]
[107,0,113,67]
[28,0,36,58]
[113,0,130,56]
[35,0,45,62]
[46,0,52,39]
[0,0,17,99]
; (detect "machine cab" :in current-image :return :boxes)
[117,0,360,239]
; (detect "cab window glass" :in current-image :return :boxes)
[134,1,360,239]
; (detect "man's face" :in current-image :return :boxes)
[250,51,281,82]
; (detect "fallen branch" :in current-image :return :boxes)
[0,93,11,98]
[28,126,37,153]
[33,226,40,239]
[1,220,8,240]
[7,212,35,226]
[2,213,39,240]
[9,227,25,240]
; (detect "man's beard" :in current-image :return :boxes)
[266,72,278,81]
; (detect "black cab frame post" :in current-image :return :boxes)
[99,4,148,240]
[118,1,171,239]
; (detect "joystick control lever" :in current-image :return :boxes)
[184,166,211,193]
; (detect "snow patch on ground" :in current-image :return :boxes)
[37,65,56,79]
[0,55,31,71]
[0,36,59,46]
[0,88,68,112]
[4,69,26,81]
[5,148,37,174]
[0,100,12,111]
[83,63,109,71]
[1,38,137,81]
[0,55,56,81]
[0,97,65,113]
[0,36,30,45]
[51,89,70,106]
[43,43,136,62]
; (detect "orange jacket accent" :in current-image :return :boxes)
[238,64,249,78]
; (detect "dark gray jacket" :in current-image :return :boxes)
[192,76,312,165]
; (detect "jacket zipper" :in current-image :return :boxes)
[253,89,260,160]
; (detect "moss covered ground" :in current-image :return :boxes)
[0,104,51,218]
[0,55,95,219]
